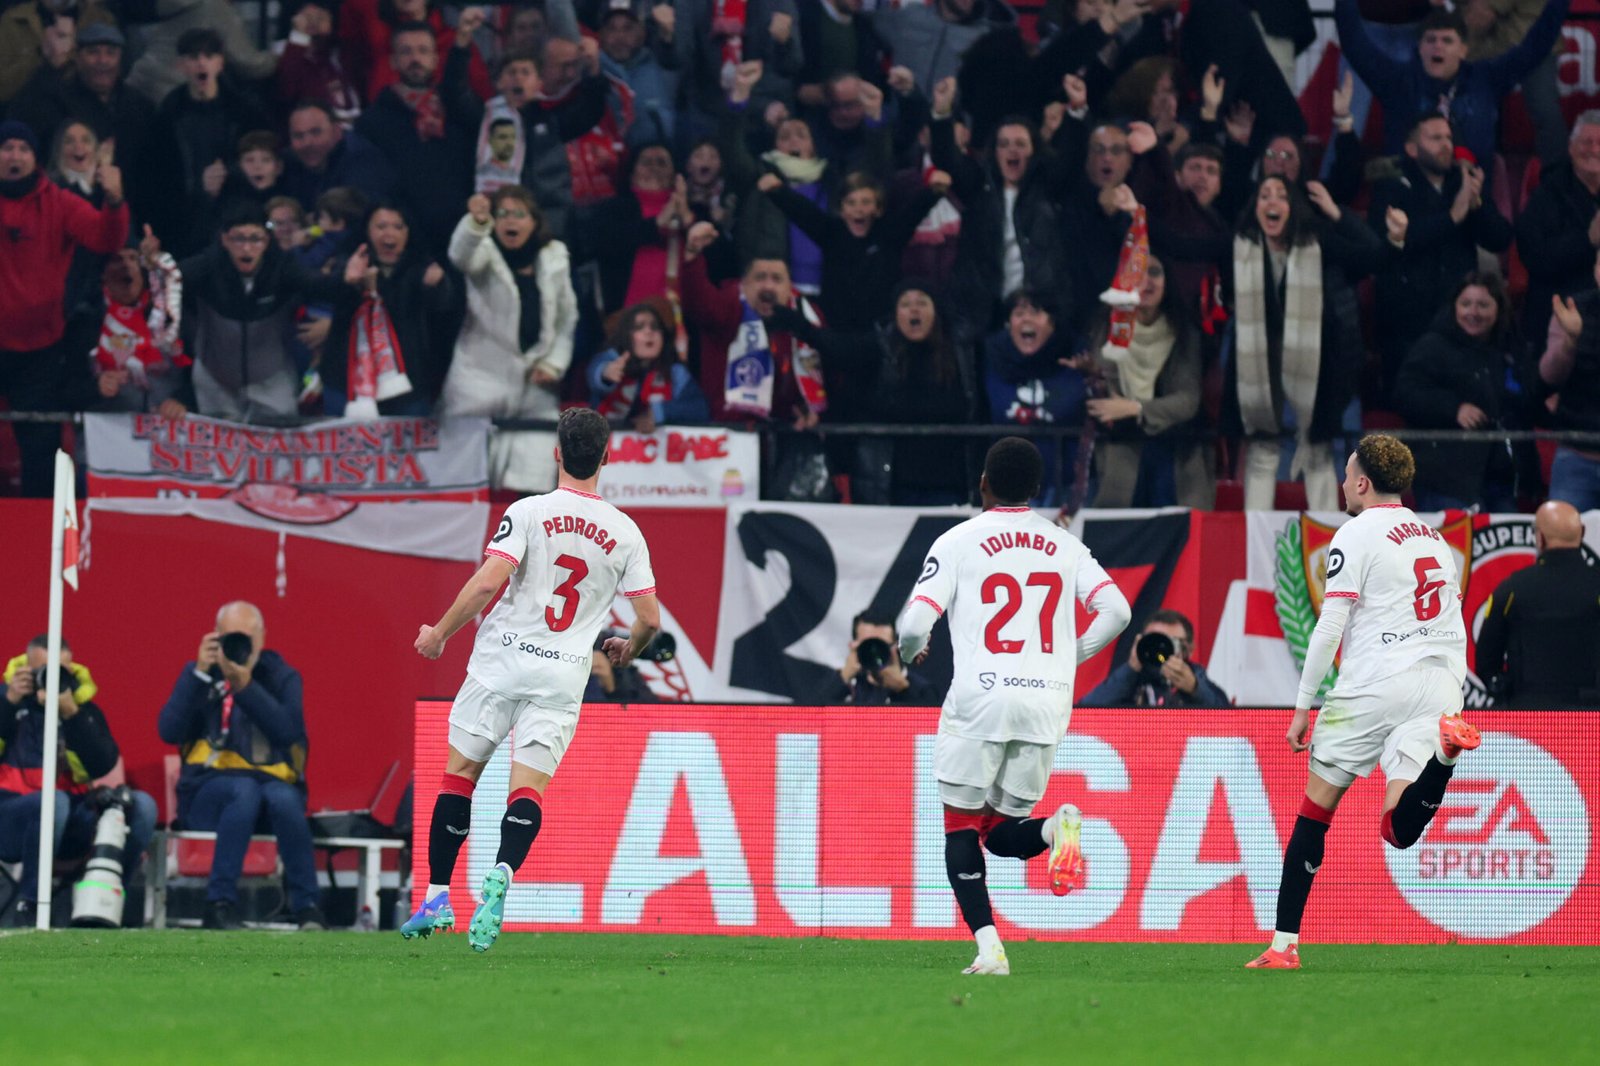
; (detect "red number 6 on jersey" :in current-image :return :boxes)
[546,554,589,632]
[1412,557,1446,621]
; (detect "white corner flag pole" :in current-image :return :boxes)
[36,450,79,930]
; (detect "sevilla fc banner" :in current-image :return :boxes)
[596,427,758,508]
[83,413,490,561]
[1208,511,1600,708]
[413,702,1598,944]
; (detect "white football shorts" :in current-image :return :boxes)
[1309,659,1464,789]
[933,731,1054,817]
[447,674,581,776]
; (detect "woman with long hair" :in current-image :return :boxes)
[1086,254,1214,508]
[1224,175,1401,510]
[1396,272,1538,511]
[324,199,455,416]
[444,185,577,491]
[772,279,973,505]
[587,301,708,432]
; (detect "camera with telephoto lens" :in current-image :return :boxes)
[855,637,893,680]
[71,785,133,928]
[31,664,75,698]
[592,629,677,663]
[1135,631,1176,683]
[219,632,253,665]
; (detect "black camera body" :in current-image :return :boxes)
[31,664,76,696]
[592,629,677,663]
[1135,631,1176,683]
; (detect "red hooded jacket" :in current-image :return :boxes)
[0,175,129,351]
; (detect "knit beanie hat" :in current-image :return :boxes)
[0,120,39,156]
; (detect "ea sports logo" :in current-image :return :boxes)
[1384,734,1590,937]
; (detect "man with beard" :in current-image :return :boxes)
[0,119,128,497]
[1369,112,1510,397]
[356,21,479,260]
[683,222,823,426]
[597,0,677,150]
[179,203,364,421]
[10,23,155,214]
[983,290,1087,506]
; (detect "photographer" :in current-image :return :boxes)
[1078,610,1231,708]
[0,636,157,927]
[813,611,942,706]
[157,601,323,931]
[584,628,676,704]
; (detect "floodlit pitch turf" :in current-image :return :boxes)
[2,932,1596,1064]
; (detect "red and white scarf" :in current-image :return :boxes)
[346,291,414,419]
[95,255,186,382]
[1099,205,1148,358]
[396,85,446,141]
[713,0,747,91]
[597,363,675,420]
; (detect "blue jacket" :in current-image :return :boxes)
[1078,661,1232,708]
[600,49,677,150]
[158,650,308,810]
[587,350,710,424]
[1335,0,1569,169]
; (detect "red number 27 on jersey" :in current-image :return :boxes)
[982,572,1064,654]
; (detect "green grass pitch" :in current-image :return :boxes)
[2,932,1596,1064]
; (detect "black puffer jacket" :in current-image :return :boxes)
[1395,311,1538,503]
[929,116,1066,341]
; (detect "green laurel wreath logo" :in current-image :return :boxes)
[1275,519,1338,698]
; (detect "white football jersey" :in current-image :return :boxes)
[1323,503,1467,695]
[468,485,656,701]
[909,507,1118,744]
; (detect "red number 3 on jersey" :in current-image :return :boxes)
[1412,557,1446,621]
[546,554,589,632]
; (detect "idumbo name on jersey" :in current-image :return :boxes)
[979,531,1060,558]
[542,514,620,554]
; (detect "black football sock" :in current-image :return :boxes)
[428,774,475,886]
[982,817,1051,860]
[944,829,994,934]
[1274,797,1334,936]
[494,789,543,871]
[1382,757,1455,849]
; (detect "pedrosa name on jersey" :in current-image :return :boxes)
[543,515,619,554]
[979,531,1059,558]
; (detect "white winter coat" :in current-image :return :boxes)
[443,213,578,492]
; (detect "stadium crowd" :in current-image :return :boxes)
[0,0,1595,511]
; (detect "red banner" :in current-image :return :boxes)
[414,703,1597,944]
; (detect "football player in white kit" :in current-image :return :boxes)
[898,437,1131,976]
[404,409,660,952]
[1248,435,1481,970]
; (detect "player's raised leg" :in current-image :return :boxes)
[1380,714,1481,850]
[468,755,553,953]
[401,746,486,939]
[943,805,1008,976]
[1247,771,1346,970]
